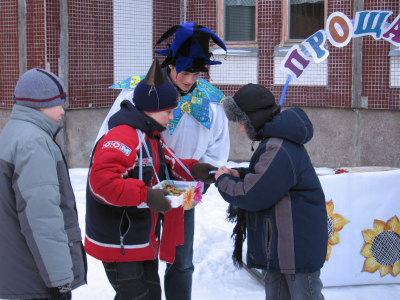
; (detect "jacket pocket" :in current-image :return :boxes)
[119,210,131,255]
[118,208,152,248]
[65,226,87,286]
[263,216,274,260]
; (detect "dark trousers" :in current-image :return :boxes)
[264,270,325,300]
[164,207,195,300]
[103,259,161,300]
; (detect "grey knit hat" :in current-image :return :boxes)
[14,68,67,108]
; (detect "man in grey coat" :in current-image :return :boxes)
[0,68,87,300]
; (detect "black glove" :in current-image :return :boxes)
[191,163,218,184]
[146,188,172,213]
[51,283,72,300]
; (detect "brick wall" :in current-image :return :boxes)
[0,1,19,108]
[153,0,181,59]
[185,0,400,110]
[67,0,115,108]
[0,0,398,110]
[363,0,400,110]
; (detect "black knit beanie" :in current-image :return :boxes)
[134,58,178,112]
[223,84,280,141]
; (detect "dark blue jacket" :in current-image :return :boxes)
[216,108,327,274]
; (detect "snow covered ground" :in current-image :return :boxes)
[70,163,400,300]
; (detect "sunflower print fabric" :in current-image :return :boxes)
[361,216,400,277]
[326,200,350,261]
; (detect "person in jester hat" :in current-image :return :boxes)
[85,58,203,300]
[213,84,327,300]
[95,22,229,300]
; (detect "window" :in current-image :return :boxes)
[113,0,152,83]
[282,0,326,44]
[213,0,258,84]
[217,0,257,43]
[389,46,400,87]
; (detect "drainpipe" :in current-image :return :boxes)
[352,0,364,109]
[18,0,27,76]
[59,0,69,162]
[352,0,364,167]
[181,0,187,23]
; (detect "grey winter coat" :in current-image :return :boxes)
[0,105,87,299]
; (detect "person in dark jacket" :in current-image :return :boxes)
[0,68,87,300]
[85,58,201,300]
[213,84,327,299]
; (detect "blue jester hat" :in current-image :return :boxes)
[155,22,227,74]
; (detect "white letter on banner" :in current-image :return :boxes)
[302,30,329,64]
[326,12,353,48]
[353,10,392,39]
[280,44,312,80]
[382,14,400,47]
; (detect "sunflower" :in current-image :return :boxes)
[326,200,350,261]
[361,216,400,277]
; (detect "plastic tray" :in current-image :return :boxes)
[137,180,202,208]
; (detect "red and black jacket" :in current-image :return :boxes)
[85,100,197,263]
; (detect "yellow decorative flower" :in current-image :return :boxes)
[181,102,191,113]
[182,185,195,210]
[361,216,400,277]
[129,76,142,88]
[326,200,350,261]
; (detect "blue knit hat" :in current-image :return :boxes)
[155,22,227,74]
[134,58,178,112]
[14,68,67,108]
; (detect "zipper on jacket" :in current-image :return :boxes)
[120,237,125,255]
[119,210,131,255]
[265,218,272,272]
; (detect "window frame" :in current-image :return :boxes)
[217,0,258,46]
[281,0,328,46]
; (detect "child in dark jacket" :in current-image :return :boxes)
[85,59,200,300]
[214,84,327,300]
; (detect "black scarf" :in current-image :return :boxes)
[226,204,247,268]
